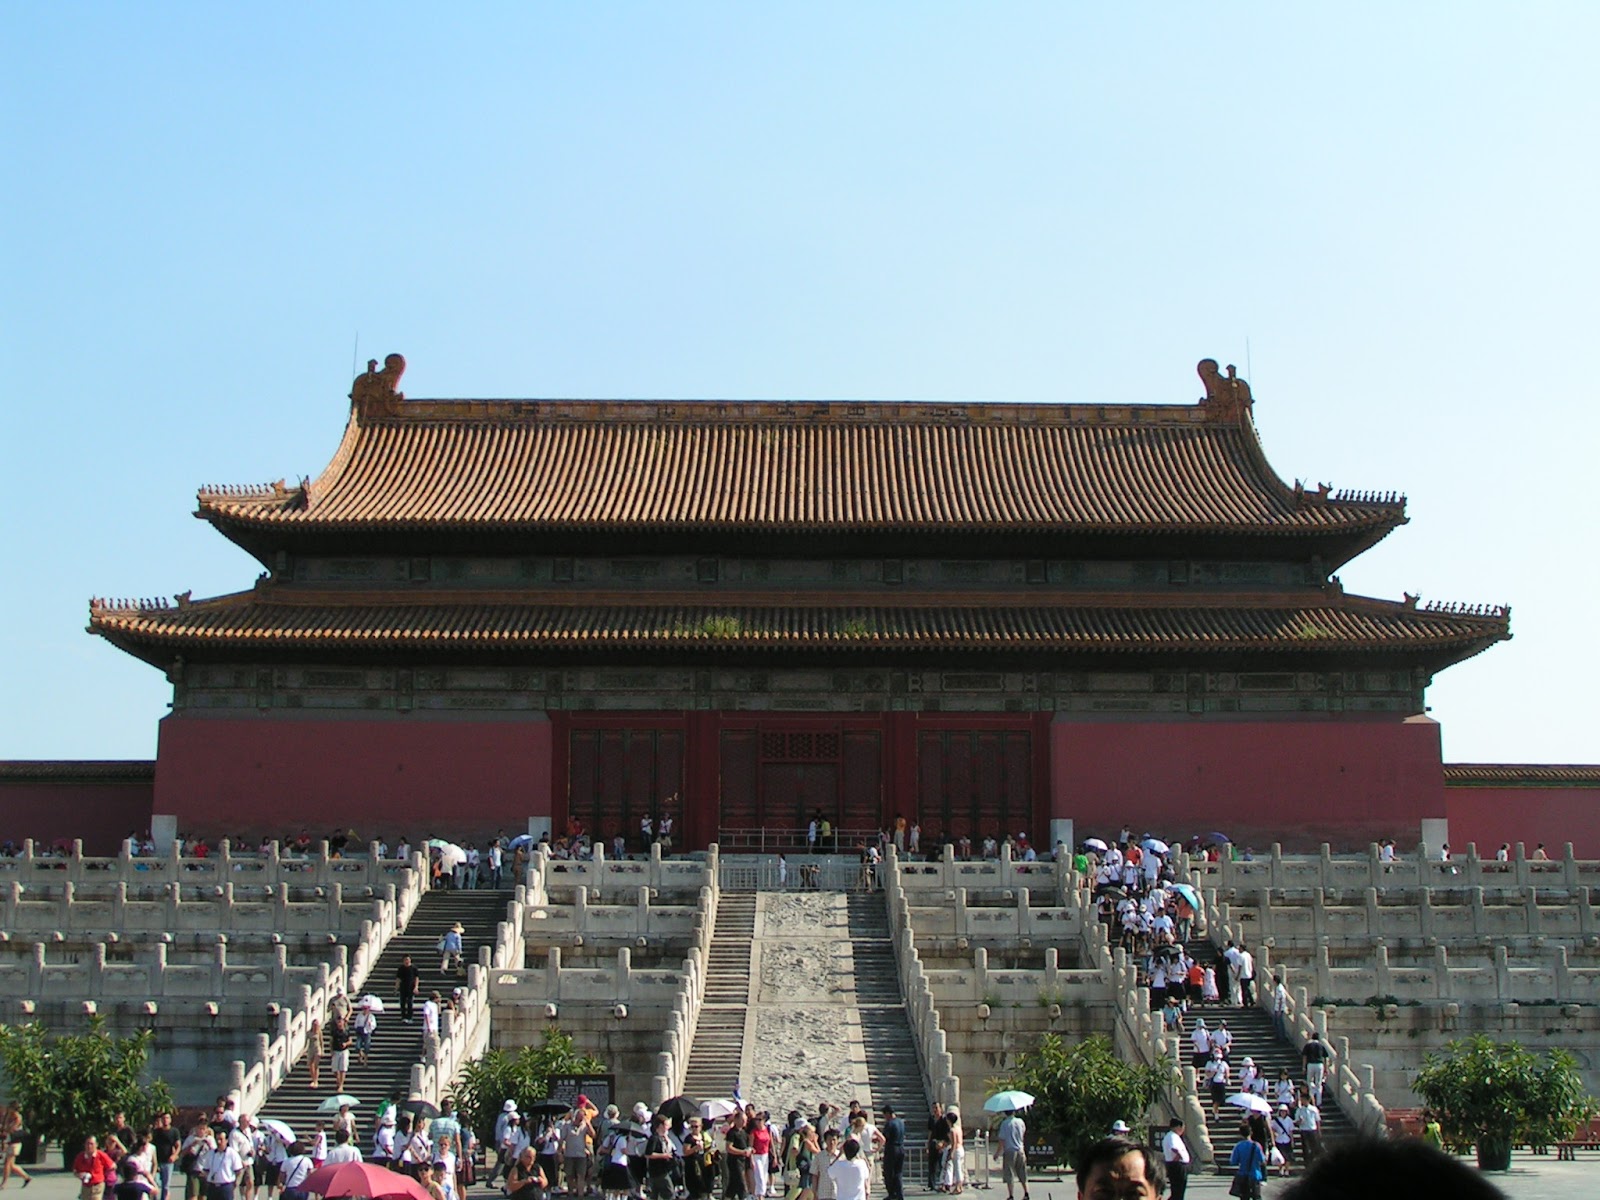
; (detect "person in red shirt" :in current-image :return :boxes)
[75,1136,118,1200]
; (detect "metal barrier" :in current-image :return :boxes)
[717,827,881,853]
[718,855,878,892]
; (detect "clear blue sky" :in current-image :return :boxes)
[2,5,1595,763]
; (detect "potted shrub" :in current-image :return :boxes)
[1412,1035,1595,1170]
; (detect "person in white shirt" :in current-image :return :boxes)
[372,1117,397,1168]
[827,1140,869,1200]
[1236,947,1256,1006]
[1270,1106,1295,1173]
[1210,1021,1233,1059]
[1238,1057,1261,1096]
[1206,1054,1231,1117]
[1160,1118,1190,1200]
[204,1130,245,1200]
[1271,976,1291,1040]
[1189,1020,1211,1069]
[421,992,442,1063]
[1294,1097,1323,1165]
[278,1146,314,1200]
[323,1130,362,1165]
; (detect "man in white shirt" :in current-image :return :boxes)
[1236,946,1256,1007]
[324,1129,362,1165]
[1271,976,1291,1041]
[1294,1097,1323,1165]
[205,1129,245,1200]
[1160,1118,1190,1200]
[827,1139,869,1200]
[1222,944,1243,1005]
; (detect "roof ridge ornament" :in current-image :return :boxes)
[350,352,406,416]
[1197,358,1252,421]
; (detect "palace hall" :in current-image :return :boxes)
[36,354,1577,851]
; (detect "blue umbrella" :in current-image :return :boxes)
[1171,883,1202,910]
[983,1090,1036,1113]
[1141,837,1170,855]
[1205,832,1232,844]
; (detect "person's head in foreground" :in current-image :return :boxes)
[1278,1138,1507,1200]
[1076,1137,1167,1200]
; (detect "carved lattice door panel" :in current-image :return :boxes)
[916,729,1033,844]
[567,727,684,848]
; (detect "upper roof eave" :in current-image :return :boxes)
[190,380,1408,555]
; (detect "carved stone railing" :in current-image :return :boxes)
[0,839,412,890]
[227,854,424,1115]
[489,945,694,1007]
[892,843,1067,896]
[1204,884,1600,947]
[532,843,714,897]
[409,958,492,1105]
[883,849,962,1109]
[1181,842,1600,893]
[1,879,390,939]
[900,887,1084,944]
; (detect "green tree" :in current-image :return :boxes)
[452,1027,606,1144]
[1412,1035,1595,1170]
[1002,1033,1174,1169]
[0,1018,176,1167]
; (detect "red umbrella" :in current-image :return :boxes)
[303,1162,433,1200]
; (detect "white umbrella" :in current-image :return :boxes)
[1084,838,1109,852]
[699,1098,738,1120]
[1142,838,1170,855]
[358,994,386,1013]
[259,1118,295,1144]
[1226,1093,1272,1115]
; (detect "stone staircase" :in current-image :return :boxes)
[847,893,930,1121]
[1186,940,1356,1163]
[682,891,755,1100]
[258,887,512,1139]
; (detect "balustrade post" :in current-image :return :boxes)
[1493,944,1511,1001]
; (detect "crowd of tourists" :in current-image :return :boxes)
[1077,828,1335,1179]
[480,1092,931,1200]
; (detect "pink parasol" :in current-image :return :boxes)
[303,1162,433,1200]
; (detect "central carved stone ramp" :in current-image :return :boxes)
[259,887,511,1137]
[682,891,757,1100]
[732,890,929,1121]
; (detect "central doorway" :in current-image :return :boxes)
[719,723,881,848]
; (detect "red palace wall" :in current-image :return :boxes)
[1445,786,1600,860]
[153,713,552,842]
[1049,714,1448,851]
[0,776,156,855]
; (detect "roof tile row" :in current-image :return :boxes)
[89,592,1508,656]
[197,404,1404,535]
